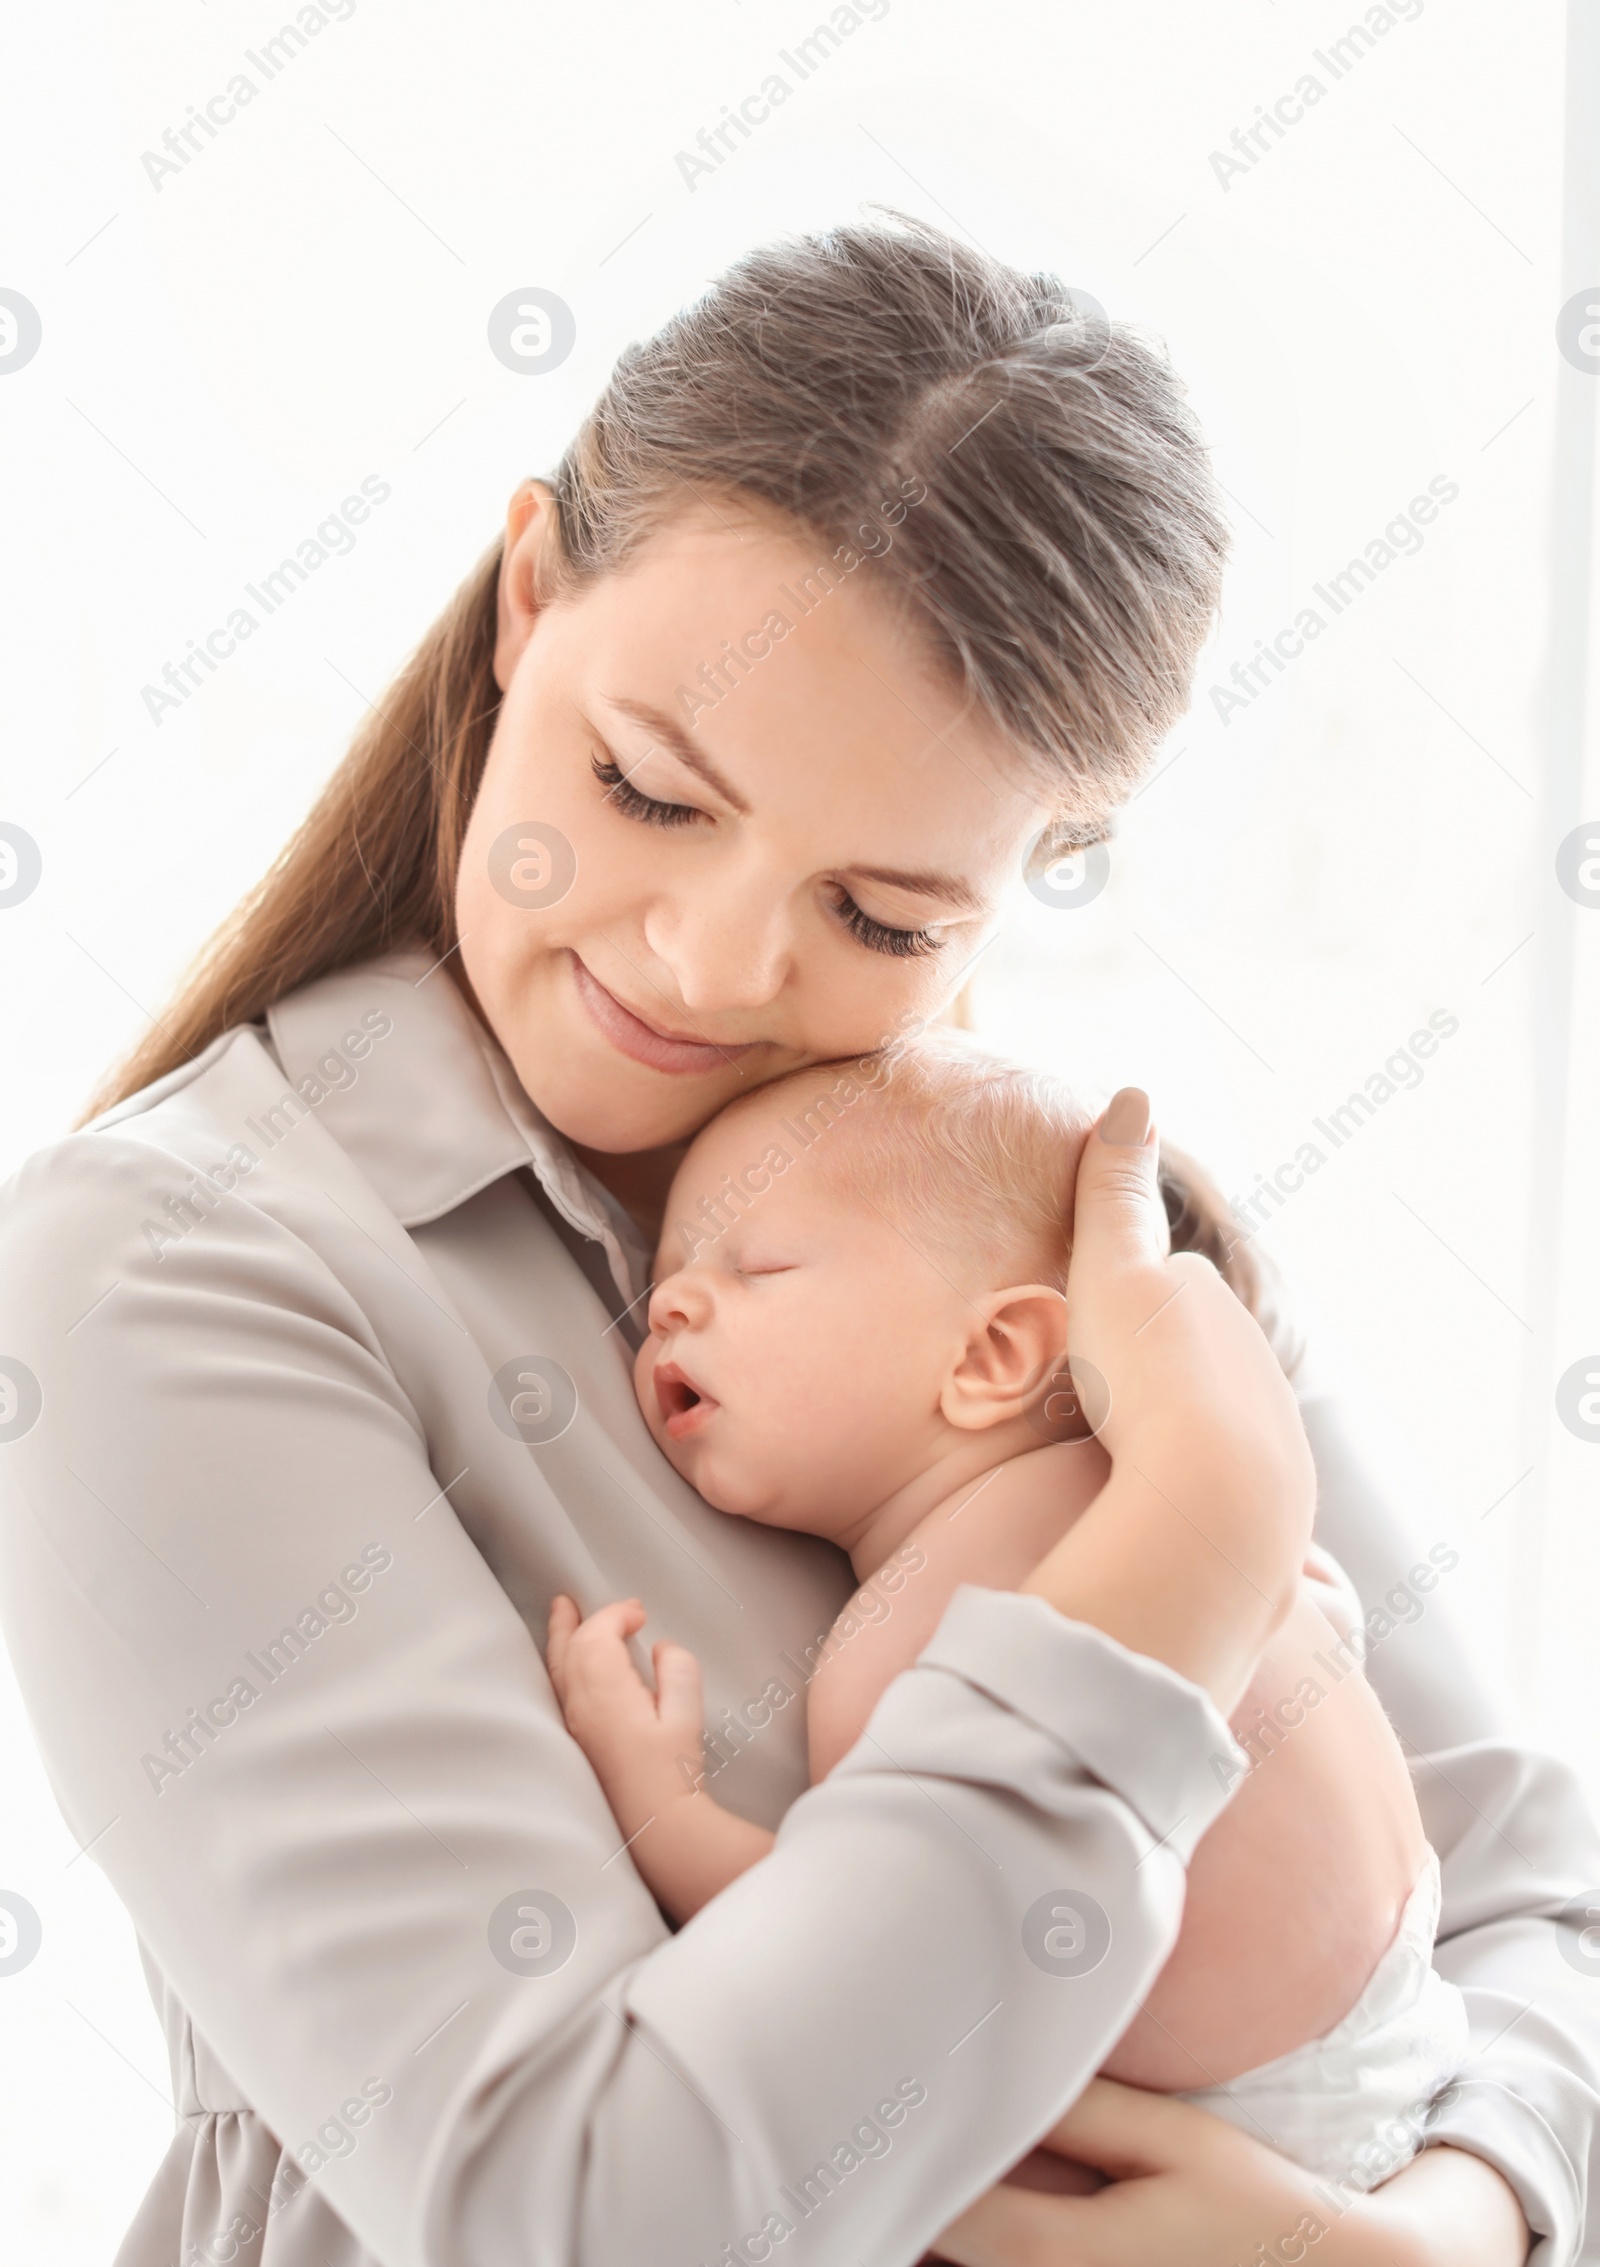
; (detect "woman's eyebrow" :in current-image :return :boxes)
[602,695,982,910]
[845,864,984,913]
[602,697,751,814]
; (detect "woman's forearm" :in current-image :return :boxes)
[0,1146,1222,2267]
[1019,1426,1306,1714]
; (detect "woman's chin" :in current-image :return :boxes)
[512,1052,726,1155]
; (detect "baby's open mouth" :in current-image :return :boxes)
[654,1360,718,1440]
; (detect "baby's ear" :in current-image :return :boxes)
[941,1285,1071,1431]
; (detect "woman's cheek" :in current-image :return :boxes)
[460,790,628,998]
[793,959,918,1064]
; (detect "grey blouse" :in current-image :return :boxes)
[0,949,1594,2267]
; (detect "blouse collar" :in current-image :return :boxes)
[264,947,651,1308]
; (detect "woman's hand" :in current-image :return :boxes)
[1019,1090,1318,1715]
[931,2079,1530,2267]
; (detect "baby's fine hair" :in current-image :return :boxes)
[738,1031,1291,1363]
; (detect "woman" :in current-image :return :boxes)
[0,216,1586,2266]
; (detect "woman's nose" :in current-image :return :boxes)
[644,877,793,1015]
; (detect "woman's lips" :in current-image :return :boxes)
[570,953,758,1078]
[654,1359,719,1441]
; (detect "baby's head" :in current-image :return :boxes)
[632,1034,1097,1538]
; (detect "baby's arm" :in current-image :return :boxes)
[546,1596,773,1925]
[807,1441,1115,1779]
[806,1484,1372,1790]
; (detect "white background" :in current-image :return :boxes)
[1,0,1597,2255]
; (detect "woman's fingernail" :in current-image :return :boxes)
[1100,1087,1150,1146]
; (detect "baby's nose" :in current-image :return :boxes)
[647,1269,696,1333]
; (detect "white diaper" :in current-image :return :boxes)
[1178,1849,1468,2194]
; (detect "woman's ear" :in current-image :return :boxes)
[493,480,560,692]
[940,1285,1071,1432]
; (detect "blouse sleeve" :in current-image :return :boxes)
[0,1128,1243,2267]
[1302,1391,1600,2266]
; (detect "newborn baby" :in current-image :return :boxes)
[547,1036,1467,2194]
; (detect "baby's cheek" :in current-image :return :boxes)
[631,1344,686,1473]
[632,1334,657,1414]
[693,1407,793,1522]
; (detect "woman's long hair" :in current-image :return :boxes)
[85,214,1229,1121]
[83,537,505,1122]
[81,212,1261,1317]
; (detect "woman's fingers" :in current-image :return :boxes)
[932,2176,1107,2267]
[1038,2076,1213,2175]
[999,2145,1104,2196]
[1069,1089,1167,1284]
[1061,1090,1190,1468]
[1028,1075,1318,1708]
[932,2081,1184,2267]
[933,2087,1306,2267]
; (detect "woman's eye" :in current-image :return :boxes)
[831,890,946,960]
[591,751,705,830]
[589,750,943,955]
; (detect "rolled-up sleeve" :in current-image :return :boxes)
[0,1127,1243,2267]
[1303,1391,1600,2266]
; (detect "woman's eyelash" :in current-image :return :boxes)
[833,894,945,959]
[590,751,703,829]
[591,749,942,958]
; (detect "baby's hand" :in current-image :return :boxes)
[546,1596,708,1827]
[545,1595,780,1925]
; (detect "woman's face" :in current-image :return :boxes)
[455,483,1053,1157]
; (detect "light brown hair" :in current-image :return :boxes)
[84,209,1229,1121]
[720,1032,1284,1345]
